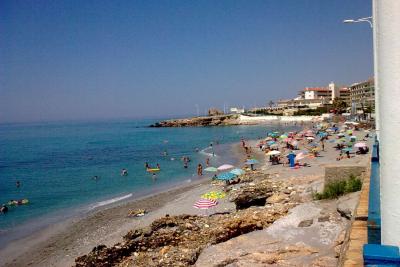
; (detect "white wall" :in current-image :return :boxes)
[239,115,317,123]
[305,91,315,100]
[376,0,400,246]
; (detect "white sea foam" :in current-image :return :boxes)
[199,147,218,157]
[89,193,133,210]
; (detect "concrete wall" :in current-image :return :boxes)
[324,165,367,186]
[375,0,400,246]
[239,115,318,123]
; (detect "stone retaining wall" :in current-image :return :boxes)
[324,165,367,186]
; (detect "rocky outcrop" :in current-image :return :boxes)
[75,206,290,267]
[149,115,239,127]
[229,180,287,210]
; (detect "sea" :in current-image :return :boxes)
[0,118,299,244]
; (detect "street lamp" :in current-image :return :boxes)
[343,16,373,28]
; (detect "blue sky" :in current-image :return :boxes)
[0,0,373,123]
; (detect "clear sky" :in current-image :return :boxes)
[0,0,373,123]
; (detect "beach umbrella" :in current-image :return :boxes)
[265,136,273,141]
[354,142,367,148]
[269,144,279,149]
[280,134,288,139]
[193,198,218,209]
[204,167,218,172]
[201,191,226,200]
[245,159,259,165]
[216,172,236,180]
[217,164,234,171]
[306,137,315,140]
[318,132,328,138]
[266,150,281,156]
[230,168,246,175]
[295,152,306,161]
[342,147,353,152]
[267,141,276,145]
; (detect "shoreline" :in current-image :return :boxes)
[1,124,372,266]
[0,175,216,266]
[0,142,243,267]
[150,114,319,127]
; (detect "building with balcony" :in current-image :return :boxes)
[349,78,375,110]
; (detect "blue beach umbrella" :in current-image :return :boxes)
[230,168,246,176]
[267,141,276,145]
[216,172,236,181]
[245,159,259,165]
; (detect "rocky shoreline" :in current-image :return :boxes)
[149,114,319,127]
[75,175,295,267]
[149,115,240,127]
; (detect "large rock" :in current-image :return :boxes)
[230,180,274,210]
[337,192,360,219]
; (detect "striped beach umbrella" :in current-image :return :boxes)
[193,198,218,209]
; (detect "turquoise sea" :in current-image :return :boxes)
[0,119,299,243]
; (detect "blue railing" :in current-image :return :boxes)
[368,139,381,244]
[363,137,400,265]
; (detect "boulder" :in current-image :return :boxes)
[230,181,274,210]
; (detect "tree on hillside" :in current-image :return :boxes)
[268,100,274,108]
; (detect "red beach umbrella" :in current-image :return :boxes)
[193,199,218,209]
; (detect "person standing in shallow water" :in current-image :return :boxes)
[197,164,203,176]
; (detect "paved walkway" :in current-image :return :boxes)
[342,161,370,266]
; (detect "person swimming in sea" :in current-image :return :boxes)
[0,204,8,214]
[121,169,128,176]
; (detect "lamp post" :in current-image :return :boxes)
[343,15,379,140]
[343,16,373,28]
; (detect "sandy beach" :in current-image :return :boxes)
[0,124,373,267]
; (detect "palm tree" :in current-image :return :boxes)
[332,98,347,113]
